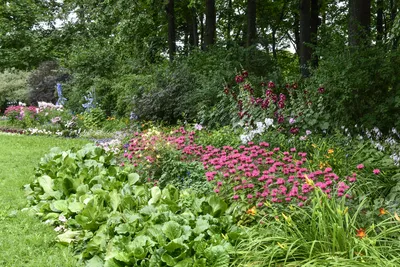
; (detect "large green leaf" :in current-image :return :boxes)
[194,217,210,234]
[207,195,227,217]
[109,189,121,211]
[162,221,182,240]
[38,175,55,196]
[50,200,68,213]
[56,230,82,245]
[68,201,84,213]
[148,186,161,205]
[86,255,104,267]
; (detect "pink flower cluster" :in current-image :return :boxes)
[4,105,38,120]
[124,127,354,209]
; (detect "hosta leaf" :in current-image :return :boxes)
[161,253,176,266]
[62,177,75,196]
[56,230,82,245]
[175,258,193,267]
[164,238,188,253]
[194,218,210,234]
[68,201,84,213]
[162,221,182,240]
[38,175,55,196]
[128,173,140,185]
[148,186,161,205]
[50,200,68,213]
[193,258,207,267]
[207,195,227,217]
[204,245,230,267]
[86,255,104,267]
[109,189,120,211]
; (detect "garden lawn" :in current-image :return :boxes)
[0,133,89,267]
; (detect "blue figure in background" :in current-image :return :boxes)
[56,83,67,106]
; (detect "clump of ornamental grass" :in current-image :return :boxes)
[231,188,400,267]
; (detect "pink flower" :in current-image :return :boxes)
[247,194,253,199]
[357,164,364,169]
[233,195,239,200]
[373,169,381,175]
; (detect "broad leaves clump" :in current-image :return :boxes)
[25,144,239,266]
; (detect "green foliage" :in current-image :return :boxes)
[310,43,400,132]
[232,189,400,266]
[83,108,106,130]
[194,126,241,148]
[26,144,239,265]
[27,61,69,105]
[0,69,30,110]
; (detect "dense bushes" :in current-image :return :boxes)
[309,43,400,132]
[0,69,30,112]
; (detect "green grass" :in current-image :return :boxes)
[0,133,89,266]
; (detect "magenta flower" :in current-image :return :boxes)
[373,169,381,175]
[233,195,239,200]
[357,164,364,169]
[247,194,253,199]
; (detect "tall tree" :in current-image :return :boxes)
[348,0,371,46]
[204,0,216,49]
[377,0,383,42]
[166,0,176,61]
[246,0,257,47]
[310,0,319,67]
[299,0,311,77]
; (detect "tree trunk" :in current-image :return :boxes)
[227,0,232,44]
[300,0,311,77]
[166,0,176,61]
[348,0,371,47]
[294,7,300,56]
[200,13,204,49]
[246,0,256,47]
[204,0,216,49]
[191,8,199,47]
[186,7,198,49]
[377,0,383,42]
[310,0,319,67]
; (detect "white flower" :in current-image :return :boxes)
[255,121,265,131]
[194,124,203,131]
[306,130,312,135]
[289,118,296,124]
[264,118,274,127]
[59,214,67,223]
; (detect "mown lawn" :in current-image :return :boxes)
[0,134,89,267]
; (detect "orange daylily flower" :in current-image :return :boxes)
[356,228,366,239]
[379,208,387,216]
[246,206,257,216]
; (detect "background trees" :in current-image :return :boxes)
[0,0,399,131]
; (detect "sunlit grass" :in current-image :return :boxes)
[0,134,89,266]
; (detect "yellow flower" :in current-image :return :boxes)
[328,149,334,154]
[246,206,257,216]
[304,174,314,186]
[311,144,317,148]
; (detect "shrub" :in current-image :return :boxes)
[0,69,30,111]
[27,61,69,105]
